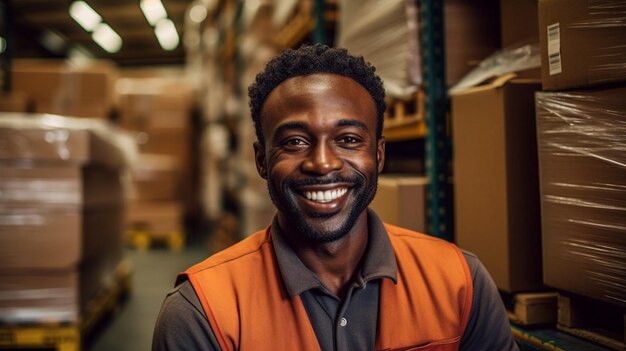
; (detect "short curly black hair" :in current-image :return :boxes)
[248,44,386,145]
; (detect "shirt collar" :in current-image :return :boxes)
[272,208,398,298]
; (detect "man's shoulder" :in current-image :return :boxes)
[186,228,273,275]
[383,223,455,247]
[383,223,467,268]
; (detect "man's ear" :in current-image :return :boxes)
[253,141,268,179]
[376,137,386,174]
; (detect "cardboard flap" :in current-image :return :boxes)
[451,73,518,96]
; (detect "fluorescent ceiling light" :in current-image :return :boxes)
[140,0,168,26]
[92,23,122,53]
[154,18,179,51]
[189,4,207,23]
[69,1,102,32]
[40,30,66,53]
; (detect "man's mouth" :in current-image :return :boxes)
[302,188,348,203]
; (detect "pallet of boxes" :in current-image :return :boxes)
[535,1,626,349]
[0,114,133,351]
[117,77,194,251]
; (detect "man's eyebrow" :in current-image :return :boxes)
[273,121,309,137]
[337,119,369,131]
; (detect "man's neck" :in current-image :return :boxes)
[279,212,369,300]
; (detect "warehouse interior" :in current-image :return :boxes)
[0,0,625,350]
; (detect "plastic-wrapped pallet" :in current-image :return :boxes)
[536,86,626,307]
[539,0,626,90]
[0,113,135,323]
[335,0,421,99]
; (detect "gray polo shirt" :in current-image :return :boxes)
[152,210,518,351]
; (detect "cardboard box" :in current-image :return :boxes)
[445,0,501,86]
[116,77,194,132]
[0,165,124,269]
[36,99,111,119]
[539,0,626,90]
[126,201,182,234]
[0,91,30,113]
[0,165,124,208]
[131,154,180,201]
[0,206,123,270]
[452,74,543,292]
[118,94,192,132]
[135,129,190,163]
[11,60,117,119]
[500,0,539,47]
[370,176,428,233]
[0,256,123,323]
[0,210,81,269]
[0,114,130,169]
[536,86,626,307]
[0,269,80,323]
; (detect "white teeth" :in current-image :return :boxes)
[304,188,347,203]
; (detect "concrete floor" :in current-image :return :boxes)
[88,246,210,351]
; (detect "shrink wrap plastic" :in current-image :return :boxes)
[536,88,626,306]
[450,42,540,94]
[0,113,133,323]
[539,0,626,90]
[336,0,420,99]
[0,113,136,167]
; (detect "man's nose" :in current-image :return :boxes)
[301,142,343,175]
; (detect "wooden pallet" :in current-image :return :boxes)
[0,261,132,351]
[512,325,616,351]
[383,90,426,141]
[557,292,626,351]
[127,228,184,251]
[503,291,558,327]
[510,292,558,326]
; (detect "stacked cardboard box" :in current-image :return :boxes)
[0,114,131,323]
[117,78,194,240]
[539,0,626,91]
[537,0,626,307]
[370,176,428,233]
[450,0,545,293]
[452,75,543,292]
[0,91,30,113]
[11,59,118,119]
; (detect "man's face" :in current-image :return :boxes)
[254,73,385,242]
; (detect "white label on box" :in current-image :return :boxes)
[547,23,562,75]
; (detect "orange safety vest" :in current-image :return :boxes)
[180,224,473,351]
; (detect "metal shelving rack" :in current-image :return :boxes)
[419,0,453,242]
[0,0,12,93]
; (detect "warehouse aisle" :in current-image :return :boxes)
[88,246,211,351]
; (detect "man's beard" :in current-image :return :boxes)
[267,173,378,243]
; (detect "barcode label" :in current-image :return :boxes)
[547,23,562,75]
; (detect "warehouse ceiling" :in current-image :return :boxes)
[11,0,194,66]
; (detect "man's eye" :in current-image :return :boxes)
[286,139,303,145]
[339,136,360,144]
[282,138,308,149]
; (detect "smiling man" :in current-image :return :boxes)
[153,44,518,351]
